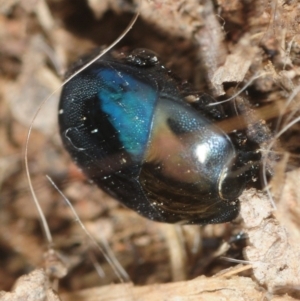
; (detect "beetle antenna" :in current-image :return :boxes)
[46,175,131,283]
[24,4,140,249]
[207,72,270,107]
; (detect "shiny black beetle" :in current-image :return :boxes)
[58,49,260,224]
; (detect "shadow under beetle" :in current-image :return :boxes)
[58,49,260,224]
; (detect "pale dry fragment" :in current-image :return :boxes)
[240,189,300,293]
[87,0,110,18]
[0,269,57,301]
[240,189,273,227]
[212,36,259,87]
[85,219,114,243]
[275,169,300,244]
[60,275,299,301]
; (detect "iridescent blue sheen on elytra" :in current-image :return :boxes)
[95,68,156,158]
[59,49,258,225]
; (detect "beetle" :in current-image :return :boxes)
[58,48,260,224]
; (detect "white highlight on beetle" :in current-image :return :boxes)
[194,143,209,164]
